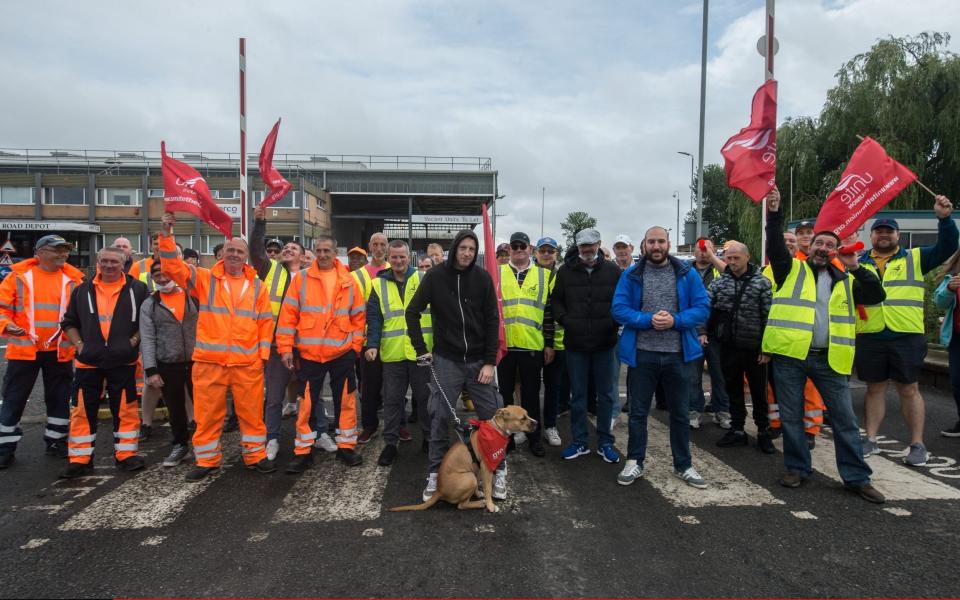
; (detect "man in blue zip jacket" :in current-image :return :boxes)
[612,226,711,489]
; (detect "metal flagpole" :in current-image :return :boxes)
[760,0,775,265]
[239,38,248,240]
[695,0,708,239]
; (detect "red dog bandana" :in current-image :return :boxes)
[469,418,509,472]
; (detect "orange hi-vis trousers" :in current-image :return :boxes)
[67,365,140,464]
[767,376,824,435]
[191,361,268,468]
[296,352,358,453]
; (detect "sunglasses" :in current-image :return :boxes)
[511,242,528,250]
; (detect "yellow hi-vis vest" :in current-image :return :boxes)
[138,271,158,292]
[352,267,373,301]
[377,271,432,362]
[761,259,856,375]
[263,259,292,319]
[856,248,924,334]
[548,268,564,351]
[500,263,548,351]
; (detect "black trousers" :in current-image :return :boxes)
[0,352,72,454]
[360,347,384,431]
[497,350,544,441]
[720,345,769,432]
[156,362,193,446]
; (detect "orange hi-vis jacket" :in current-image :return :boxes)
[276,260,365,363]
[0,258,84,361]
[128,257,154,279]
[158,234,273,366]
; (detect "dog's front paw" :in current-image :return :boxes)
[486,503,500,513]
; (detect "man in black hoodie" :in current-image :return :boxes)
[406,230,505,503]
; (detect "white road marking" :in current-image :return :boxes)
[58,433,241,531]
[474,524,496,533]
[273,436,388,523]
[742,421,960,501]
[597,416,785,507]
[140,535,166,546]
[362,528,384,537]
[791,511,818,520]
[677,515,700,524]
[572,520,596,529]
[20,538,49,549]
[883,507,912,517]
[10,476,112,515]
[247,532,270,542]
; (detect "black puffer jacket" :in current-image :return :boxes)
[552,246,621,352]
[706,263,771,350]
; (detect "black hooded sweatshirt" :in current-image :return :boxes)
[405,230,500,365]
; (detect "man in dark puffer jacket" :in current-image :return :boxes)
[706,241,774,453]
[553,228,623,464]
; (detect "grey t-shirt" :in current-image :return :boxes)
[637,260,682,353]
[811,269,832,349]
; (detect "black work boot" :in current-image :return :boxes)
[286,453,314,474]
[336,448,362,467]
[59,462,94,479]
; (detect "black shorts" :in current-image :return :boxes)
[854,333,927,384]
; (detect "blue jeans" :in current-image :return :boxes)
[543,350,566,428]
[627,350,692,471]
[949,334,960,419]
[688,338,729,414]
[567,348,617,448]
[771,353,872,486]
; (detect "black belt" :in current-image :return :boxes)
[808,347,828,355]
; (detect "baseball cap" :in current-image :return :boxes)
[795,220,815,232]
[496,242,510,254]
[576,228,601,245]
[612,234,633,247]
[347,246,367,256]
[509,232,531,245]
[535,237,559,249]
[35,235,73,251]
[265,238,283,249]
[871,218,900,232]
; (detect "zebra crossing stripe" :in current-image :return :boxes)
[58,433,242,531]
[272,435,389,523]
[599,416,785,507]
[741,420,960,501]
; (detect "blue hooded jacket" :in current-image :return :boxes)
[612,254,711,365]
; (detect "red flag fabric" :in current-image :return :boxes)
[814,136,918,239]
[257,119,293,208]
[720,79,778,202]
[481,203,508,365]
[161,142,234,239]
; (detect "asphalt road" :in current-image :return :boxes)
[1,353,960,598]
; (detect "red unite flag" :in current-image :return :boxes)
[161,142,234,239]
[481,203,508,364]
[815,136,918,239]
[720,79,778,202]
[258,118,293,208]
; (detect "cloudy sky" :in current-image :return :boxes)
[2,0,957,246]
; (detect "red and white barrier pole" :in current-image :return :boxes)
[239,37,248,240]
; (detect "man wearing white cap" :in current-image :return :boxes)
[612,235,635,271]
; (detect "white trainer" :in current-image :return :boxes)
[513,432,527,445]
[314,432,337,453]
[493,470,507,500]
[544,427,562,447]
[422,472,438,502]
[689,411,702,430]
[266,439,279,461]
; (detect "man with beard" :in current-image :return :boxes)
[858,196,957,466]
[762,188,886,502]
[613,226,711,489]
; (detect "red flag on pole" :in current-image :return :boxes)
[161,142,234,239]
[720,79,778,202]
[814,136,918,239]
[481,203,507,365]
[257,118,293,208]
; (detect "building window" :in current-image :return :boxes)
[174,234,194,251]
[148,188,164,198]
[315,194,327,211]
[253,190,300,208]
[97,188,142,206]
[43,187,87,205]
[201,234,226,255]
[96,233,142,254]
[214,189,240,199]
[0,186,34,205]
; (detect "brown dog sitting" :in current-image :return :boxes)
[389,405,537,513]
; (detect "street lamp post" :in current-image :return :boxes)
[677,151,695,212]
[695,0,709,238]
[673,191,680,245]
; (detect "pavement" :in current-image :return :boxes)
[1,351,960,598]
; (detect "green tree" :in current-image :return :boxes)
[685,164,738,243]
[560,211,598,250]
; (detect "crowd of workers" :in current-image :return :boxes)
[1,186,959,506]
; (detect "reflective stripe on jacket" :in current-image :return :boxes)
[263,259,291,318]
[856,247,924,334]
[761,258,856,375]
[158,235,273,366]
[0,258,84,361]
[276,260,365,363]
[376,270,432,362]
[500,263,547,350]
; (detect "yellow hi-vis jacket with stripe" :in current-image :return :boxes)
[351,267,373,301]
[547,267,564,351]
[500,263,548,350]
[376,271,432,362]
[761,258,857,375]
[263,259,292,319]
[856,248,925,334]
